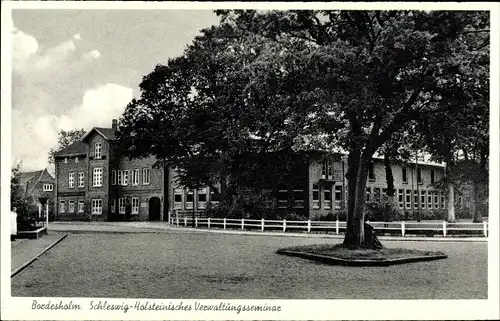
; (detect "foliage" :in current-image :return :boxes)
[48,128,86,164]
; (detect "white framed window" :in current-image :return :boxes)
[209,187,220,206]
[59,201,66,213]
[293,188,304,209]
[321,160,327,179]
[334,185,342,209]
[427,191,433,208]
[75,157,79,163]
[312,184,320,209]
[78,200,84,213]
[142,168,151,185]
[132,197,140,214]
[174,189,183,209]
[398,189,404,209]
[119,198,126,214]
[132,169,139,185]
[64,158,68,164]
[421,191,426,209]
[68,173,75,188]
[93,168,103,187]
[405,190,411,209]
[197,188,207,209]
[78,172,84,188]
[43,184,53,191]
[332,162,342,180]
[94,143,102,159]
[112,170,117,185]
[324,187,332,210]
[68,200,75,213]
[111,199,116,214]
[185,190,194,209]
[91,199,102,215]
[414,190,419,209]
[122,170,128,185]
[434,191,439,209]
[441,193,446,209]
[277,187,288,209]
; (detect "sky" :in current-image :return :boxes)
[11,9,220,173]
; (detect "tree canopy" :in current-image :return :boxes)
[48,129,87,164]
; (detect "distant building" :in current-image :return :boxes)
[18,169,55,211]
[54,120,167,221]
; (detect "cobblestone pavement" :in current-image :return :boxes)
[11,231,487,299]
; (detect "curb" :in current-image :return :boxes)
[11,234,68,277]
[50,224,488,243]
[276,249,448,266]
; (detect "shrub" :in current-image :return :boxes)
[365,195,400,222]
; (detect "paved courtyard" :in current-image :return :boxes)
[11,231,487,299]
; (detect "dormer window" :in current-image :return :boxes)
[75,157,79,163]
[43,184,53,191]
[64,158,68,164]
[94,143,102,159]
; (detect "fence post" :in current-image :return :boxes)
[208,217,211,229]
[401,221,405,237]
[184,217,187,227]
[307,220,311,233]
[442,220,447,237]
[241,218,245,230]
[223,218,227,230]
[336,219,339,235]
[483,221,488,237]
[261,218,265,232]
[283,219,286,232]
[176,215,179,227]
[195,217,198,228]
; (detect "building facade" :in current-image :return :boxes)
[54,120,167,221]
[17,169,55,216]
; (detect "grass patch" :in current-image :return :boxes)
[279,244,445,261]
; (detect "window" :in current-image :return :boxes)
[402,166,408,183]
[312,184,320,209]
[185,190,194,209]
[427,191,433,208]
[174,189,183,209]
[366,187,371,202]
[94,143,102,159]
[142,168,151,185]
[334,185,343,209]
[119,198,126,214]
[421,191,426,209]
[59,201,66,213]
[293,188,304,208]
[368,162,375,181]
[43,184,53,191]
[198,188,207,209]
[321,160,327,179]
[117,170,128,186]
[78,172,84,188]
[441,192,446,209]
[333,162,343,180]
[132,169,139,185]
[324,187,331,209]
[414,190,419,209]
[405,190,411,209]
[434,191,439,209]
[112,170,117,185]
[132,197,139,214]
[64,158,68,164]
[209,187,220,206]
[75,157,79,163]
[78,200,84,213]
[69,173,75,188]
[398,189,404,209]
[430,169,435,184]
[417,167,423,184]
[91,199,102,215]
[111,199,116,214]
[328,160,335,179]
[278,187,288,209]
[93,168,103,187]
[68,200,75,213]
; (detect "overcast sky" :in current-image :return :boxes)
[11,9,220,172]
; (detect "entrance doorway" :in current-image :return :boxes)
[148,197,161,221]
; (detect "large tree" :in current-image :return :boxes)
[119,10,489,248]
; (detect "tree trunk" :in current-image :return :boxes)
[447,183,456,222]
[471,180,481,223]
[384,153,395,223]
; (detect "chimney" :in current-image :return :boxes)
[112,119,118,130]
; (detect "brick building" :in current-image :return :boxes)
[17,169,55,215]
[54,120,167,221]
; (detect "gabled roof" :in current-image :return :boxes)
[18,169,54,195]
[81,127,117,142]
[54,141,86,157]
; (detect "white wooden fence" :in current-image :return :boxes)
[169,216,488,237]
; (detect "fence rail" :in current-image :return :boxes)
[168,216,488,238]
